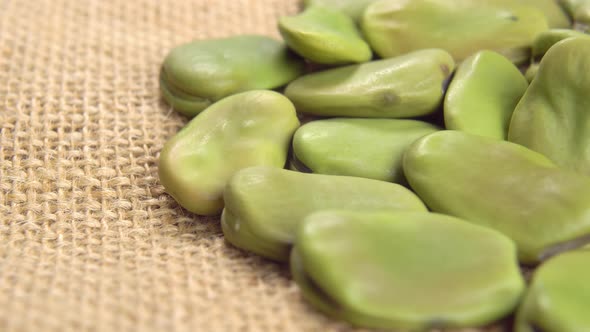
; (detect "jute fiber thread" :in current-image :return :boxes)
[0,1,507,331]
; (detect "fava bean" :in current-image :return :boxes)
[160,35,304,117]
[361,0,548,63]
[509,37,590,176]
[515,248,590,332]
[285,49,454,118]
[444,50,528,140]
[222,166,426,261]
[292,118,438,182]
[158,91,299,215]
[279,6,372,64]
[404,130,590,264]
[292,210,524,330]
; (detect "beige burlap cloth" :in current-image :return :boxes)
[0,1,509,331]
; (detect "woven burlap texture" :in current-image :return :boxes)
[0,1,510,331]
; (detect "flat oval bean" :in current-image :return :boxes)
[509,37,590,176]
[158,91,299,216]
[404,130,590,264]
[278,6,372,64]
[292,118,438,182]
[160,35,304,117]
[222,166,426,261]
[292,210,524,330]
[444,50,528,140]
[284,49,454,118]
[361,0,548,63]
[514,248,590,332]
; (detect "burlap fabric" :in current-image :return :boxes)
[0,1,510,331]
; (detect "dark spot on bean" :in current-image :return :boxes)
[377,91,399,107]
[508,15,519,21]
[440,64,450,77]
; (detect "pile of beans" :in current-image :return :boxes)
[158,1,590,330]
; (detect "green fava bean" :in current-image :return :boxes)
[514,249,590,332]
[464,0,570,29]
[221,166,427,261]
[361,0,548,63]
[291,210,525,330]
[302,0,380,21]
[292,118,438,182]
[525,0,571,29]
[508,38,590,176]
[532,29,590,60]
[514,0,570,29]
[403,130,590,264]
[160,35,304,117]
[278,6,372,65]
[158,91,299,216]
[444,50,528,140]
[284,49,455,118]
[526,29,590,82]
